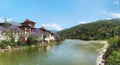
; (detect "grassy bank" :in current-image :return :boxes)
[104,36,120,65]
[0,39,58,53]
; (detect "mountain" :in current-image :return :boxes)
[9,21,21,26]
[50,30,58,33]
[57,18,120,40]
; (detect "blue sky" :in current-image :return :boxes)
[0,0,120,30]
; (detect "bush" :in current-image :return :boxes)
[104,36,120,65]
[80,34,89,40]
[26,35,35,45]
[108,36,119,48]
[16,41,23,46]
[0,40,9,49]
[9,42,17,47]
[105,51,120,65]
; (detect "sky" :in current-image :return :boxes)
[0,0,120,31]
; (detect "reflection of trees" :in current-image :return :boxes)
[38,45,51,52]
[46,45,51,51]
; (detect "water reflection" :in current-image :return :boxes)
[38,45,51,52]
[0,40,101,65]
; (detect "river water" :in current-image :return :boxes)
[0,40,102,65]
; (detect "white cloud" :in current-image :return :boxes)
[41,23,62,31]
[0,17,13,22]
[7,18,13,21]
[0,17,4,22]
[113,0,120,5]
[103,11,120,18]
[110,13,120,18]
[78,21,91,24]
[105,18,113,20]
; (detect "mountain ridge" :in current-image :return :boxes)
[57,18,120,40]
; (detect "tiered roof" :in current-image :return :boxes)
[20,19,35,24]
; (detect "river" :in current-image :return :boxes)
[0,39,103,65]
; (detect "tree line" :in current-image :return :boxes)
[57,18,120,40]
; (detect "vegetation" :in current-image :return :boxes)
[0,25,41,49]
[57,18,120,40]
[0,40,9,49]
[26,35,36,45]
[104,36,120,65]
[57,18,120,65]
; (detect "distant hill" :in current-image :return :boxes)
[57,18,120,40]
[50,30,57,33]
[9,21,21,26]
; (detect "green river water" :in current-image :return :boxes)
[0,40,102,65]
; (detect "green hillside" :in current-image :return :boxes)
[57,18,120,65]
[57,18,120,40]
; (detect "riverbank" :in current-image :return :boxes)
[0,43,51,53]
[0,39,101,65]
[89,41,109,65]
[61,39,109,65]
[0,40,109,65]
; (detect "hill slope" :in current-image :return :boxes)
[57,18,120,40]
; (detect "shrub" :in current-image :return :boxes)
[108,36,119,48]
[105,51,120,65]
[0,40,9,49]
[26,35,35,45]
[104,36,120,65]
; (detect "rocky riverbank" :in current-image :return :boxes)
[65,39,109,65]
[89,41,109,65]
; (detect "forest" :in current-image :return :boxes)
[57,18,120,65]
[57,18,120,40]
